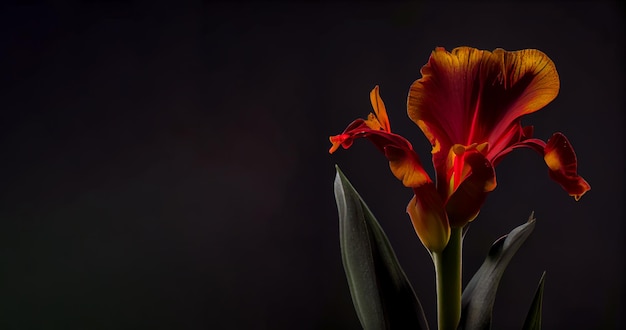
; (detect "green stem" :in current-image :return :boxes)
[433,228,463,330]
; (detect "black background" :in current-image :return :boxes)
[0,1,624,329]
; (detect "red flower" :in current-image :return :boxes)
[329,47,590,252]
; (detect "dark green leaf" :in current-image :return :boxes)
[334,166,429,330]
[522,271,546,330]
[458,213,536,330]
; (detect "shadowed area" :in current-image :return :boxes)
[0,2,623,329]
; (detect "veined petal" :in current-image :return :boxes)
[543,133,590,200]
[407,184,450,253]
[408,47,488,148]
[407,47,559,159]
[489,125,535,164]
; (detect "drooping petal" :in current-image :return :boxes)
[490,125,535,165]
[543,133,590,200]
[445,151,496,227]
[329,86,393,154]
[329,123,432,188]
[497,133,590,201]
[329,87,433,189]
[329,119,366,153]
[407,47,560,159]
[406,184,450,253]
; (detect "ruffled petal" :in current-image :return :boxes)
[407,47,559,159]
[407,184,450,253]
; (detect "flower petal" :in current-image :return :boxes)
[500,133,590,201]
[385,145,432,188]
[407,47,559,157]
[445,151,496,227]
[329,119,364,153]
[490,125,535,165]
[543,133,590,200]
[369,85,391,132]
[329,121,432,188]
[407,185,450,253]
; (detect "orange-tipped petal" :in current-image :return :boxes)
[328,119,432,188]
[329,134,348,153]
[369,85,391,132]
[407,47,560,160]
[543,133,590,200]
[328,88,433,188]
[407,185,450,253]
[385,145,432,188]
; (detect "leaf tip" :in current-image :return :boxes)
[522,271,547,330]
[335,164,346,178]
[334,164,347,184]
[527,211,536,224]
[538,270,546,285]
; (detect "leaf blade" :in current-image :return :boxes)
[458,213,537,330]
[522,271,546,330]
[334,166,429,330]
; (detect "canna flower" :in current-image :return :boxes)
[329,46,590,252]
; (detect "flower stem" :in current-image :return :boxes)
[433,227,463,330]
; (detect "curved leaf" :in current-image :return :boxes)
[334,165,429,330]
[522,271,546,330]
[458,213,536,330]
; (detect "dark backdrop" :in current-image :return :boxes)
[0,1,623,329]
